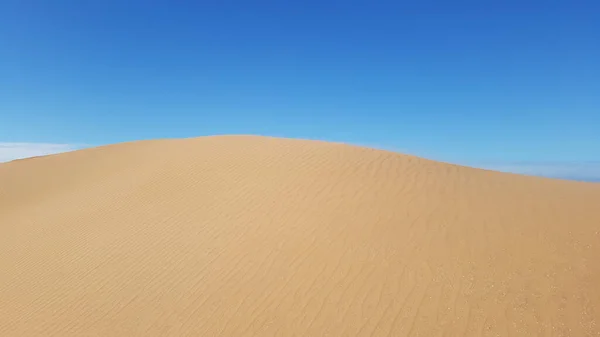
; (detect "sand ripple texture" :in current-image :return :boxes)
[1,136,599,336]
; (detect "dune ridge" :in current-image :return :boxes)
[1,135,599,336]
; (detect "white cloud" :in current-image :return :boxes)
[0,143,80,163]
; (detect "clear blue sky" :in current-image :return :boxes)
[1,1,599,179]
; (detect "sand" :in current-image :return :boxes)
[1,135,599,336]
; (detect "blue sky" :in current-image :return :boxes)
[1,1,599,180]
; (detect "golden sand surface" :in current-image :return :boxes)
[1,135,599,336]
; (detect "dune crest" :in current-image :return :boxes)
[1,135,599,336]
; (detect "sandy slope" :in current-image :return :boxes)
[1,135,599,336]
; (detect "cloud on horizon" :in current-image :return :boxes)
[0,143,81,163]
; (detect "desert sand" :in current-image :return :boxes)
[1,135,599,336]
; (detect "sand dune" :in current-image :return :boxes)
[1,135,599,336]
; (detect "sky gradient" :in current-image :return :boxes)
[1,1,599,180]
